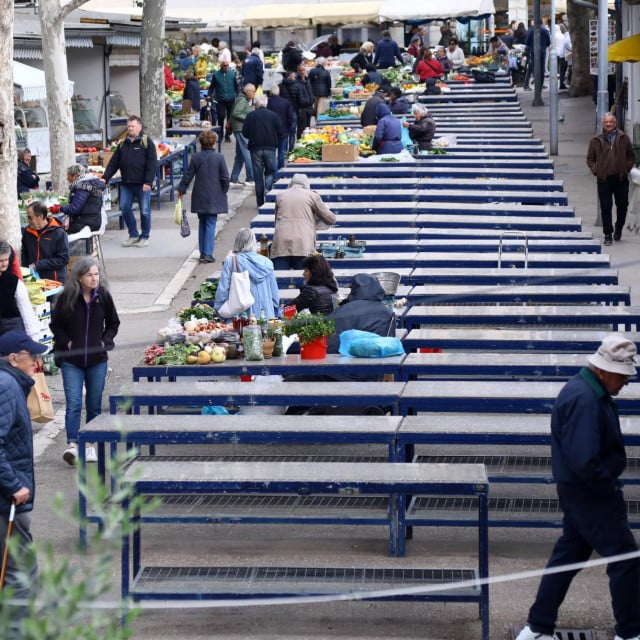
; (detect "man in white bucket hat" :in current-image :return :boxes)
[516,334,640,640]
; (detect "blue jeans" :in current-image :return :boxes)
[277,136,288,170]
[527,483,640,638]
[197,213,218,258]
[251,148,277,207]
[230,132,254,182]
[272,255,305,270]
[61,360,108,444]
[119,183,152,239]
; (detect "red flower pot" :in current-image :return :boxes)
[300,335,328,360]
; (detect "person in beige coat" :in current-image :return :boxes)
[270,174,336,270]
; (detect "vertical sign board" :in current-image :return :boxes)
[590,19,616,75]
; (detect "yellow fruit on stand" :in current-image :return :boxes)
[197,350,211,365]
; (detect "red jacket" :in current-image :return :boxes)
[416,58,444,82]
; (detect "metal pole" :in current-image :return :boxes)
[596,0,609,130]
[549,0,558,155]
[532,0,544,106]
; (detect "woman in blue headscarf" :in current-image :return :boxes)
[372,103,403,154]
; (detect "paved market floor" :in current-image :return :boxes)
[32,91,640,639]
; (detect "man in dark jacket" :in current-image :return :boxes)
[278,71,300,149]
[267,84,296,169]
[242,48,264,89]
[360,88,388,127]
[282,41,303,73]
[523,20,551,90]
[102,115,158,248]
[0,330,47,637]
[373,30,403,69]
[182,72,201,113]
[515,334,640,640]
[294,63,315,138]
[22,200,69,283]
[17,148,39,197]
[308,57,332,116]
[242,94,284,207]
[207,60,239,142]
[586,113,636,245]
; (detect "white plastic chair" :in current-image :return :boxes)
[91,207,108,275]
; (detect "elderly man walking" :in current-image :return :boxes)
[587,112,635,245]
[229,83,256,186]
[242,94,284,207]
[516,334,640,640]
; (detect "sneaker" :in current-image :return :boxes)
[136,239,149,247]
[230,179,245,185]
[245,180,255,186]
[122,236,139,247]
[604,234,613,246]
[515,625,556,640]
[63,445,77,466]
[199,256,215,263]
[85,446,98,463]
[224,136,232,143]
[523,85,532,91]
[614,230,622,241]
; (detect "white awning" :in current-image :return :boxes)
[243,3,312,28]
[172,7,246,29]
[13,60,75,102]
[378,0,495,22]
[308,2,382,26]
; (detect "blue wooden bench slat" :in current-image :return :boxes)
[409,268,618,285]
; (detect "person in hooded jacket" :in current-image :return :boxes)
[242,48,264,88]
[308,57,332,116]
[60,163,105,234]
[50,256,120,466]
[0,330,47,637]
[21,200,69,283]
[372,103,403,154]
[270,173,336,270]
[214,228,279,320]
[294,63,315,138]
[373,30,403,69]
[327,273,395,354]
[291,254,338,316]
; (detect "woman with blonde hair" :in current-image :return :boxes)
[350,41,374,70]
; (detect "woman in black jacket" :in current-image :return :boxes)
[402,103,436,151]
[50,256,120,466]
[291,254,338,315]
[177,130,229,263]
[17,148,40,196]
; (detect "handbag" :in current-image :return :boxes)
[218,256,255,318]
[180,208,191,238]
[27,371,55,424]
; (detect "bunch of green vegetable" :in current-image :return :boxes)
[288,140,324,162]
[322,108,351,118]
[155,343,191,365]
[178,304,215,323]
[193,280,218,301]
[429,148,447,155]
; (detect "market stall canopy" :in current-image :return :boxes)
[308,2,383,25]
[170,7,245,29]
[378,0,495,21]
[243,3,312,28]
[608,34,640,63]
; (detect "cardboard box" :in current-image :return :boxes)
[100,150,114,168]
[321,144,360,162]
[89,151,101,166]
[348,91,372,100]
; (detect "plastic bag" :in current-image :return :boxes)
[180,208,191,237]
[201,405,230,415]
[400,117,413,149]
[242,325,264,361]
[338,329,405,358]
[173,201,182,225]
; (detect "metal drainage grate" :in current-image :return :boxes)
[510,626,596,640]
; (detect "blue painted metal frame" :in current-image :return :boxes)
[409,268,618,285]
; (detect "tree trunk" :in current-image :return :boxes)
[0,0,19,247]
[39,0,91,192]
[567,0,594,98]
[140,1,167,140]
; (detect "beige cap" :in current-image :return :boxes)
[588,334,637,376]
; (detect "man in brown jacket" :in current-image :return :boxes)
[587,113,635,245]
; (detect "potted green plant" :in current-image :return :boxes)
[282,313,335,360]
